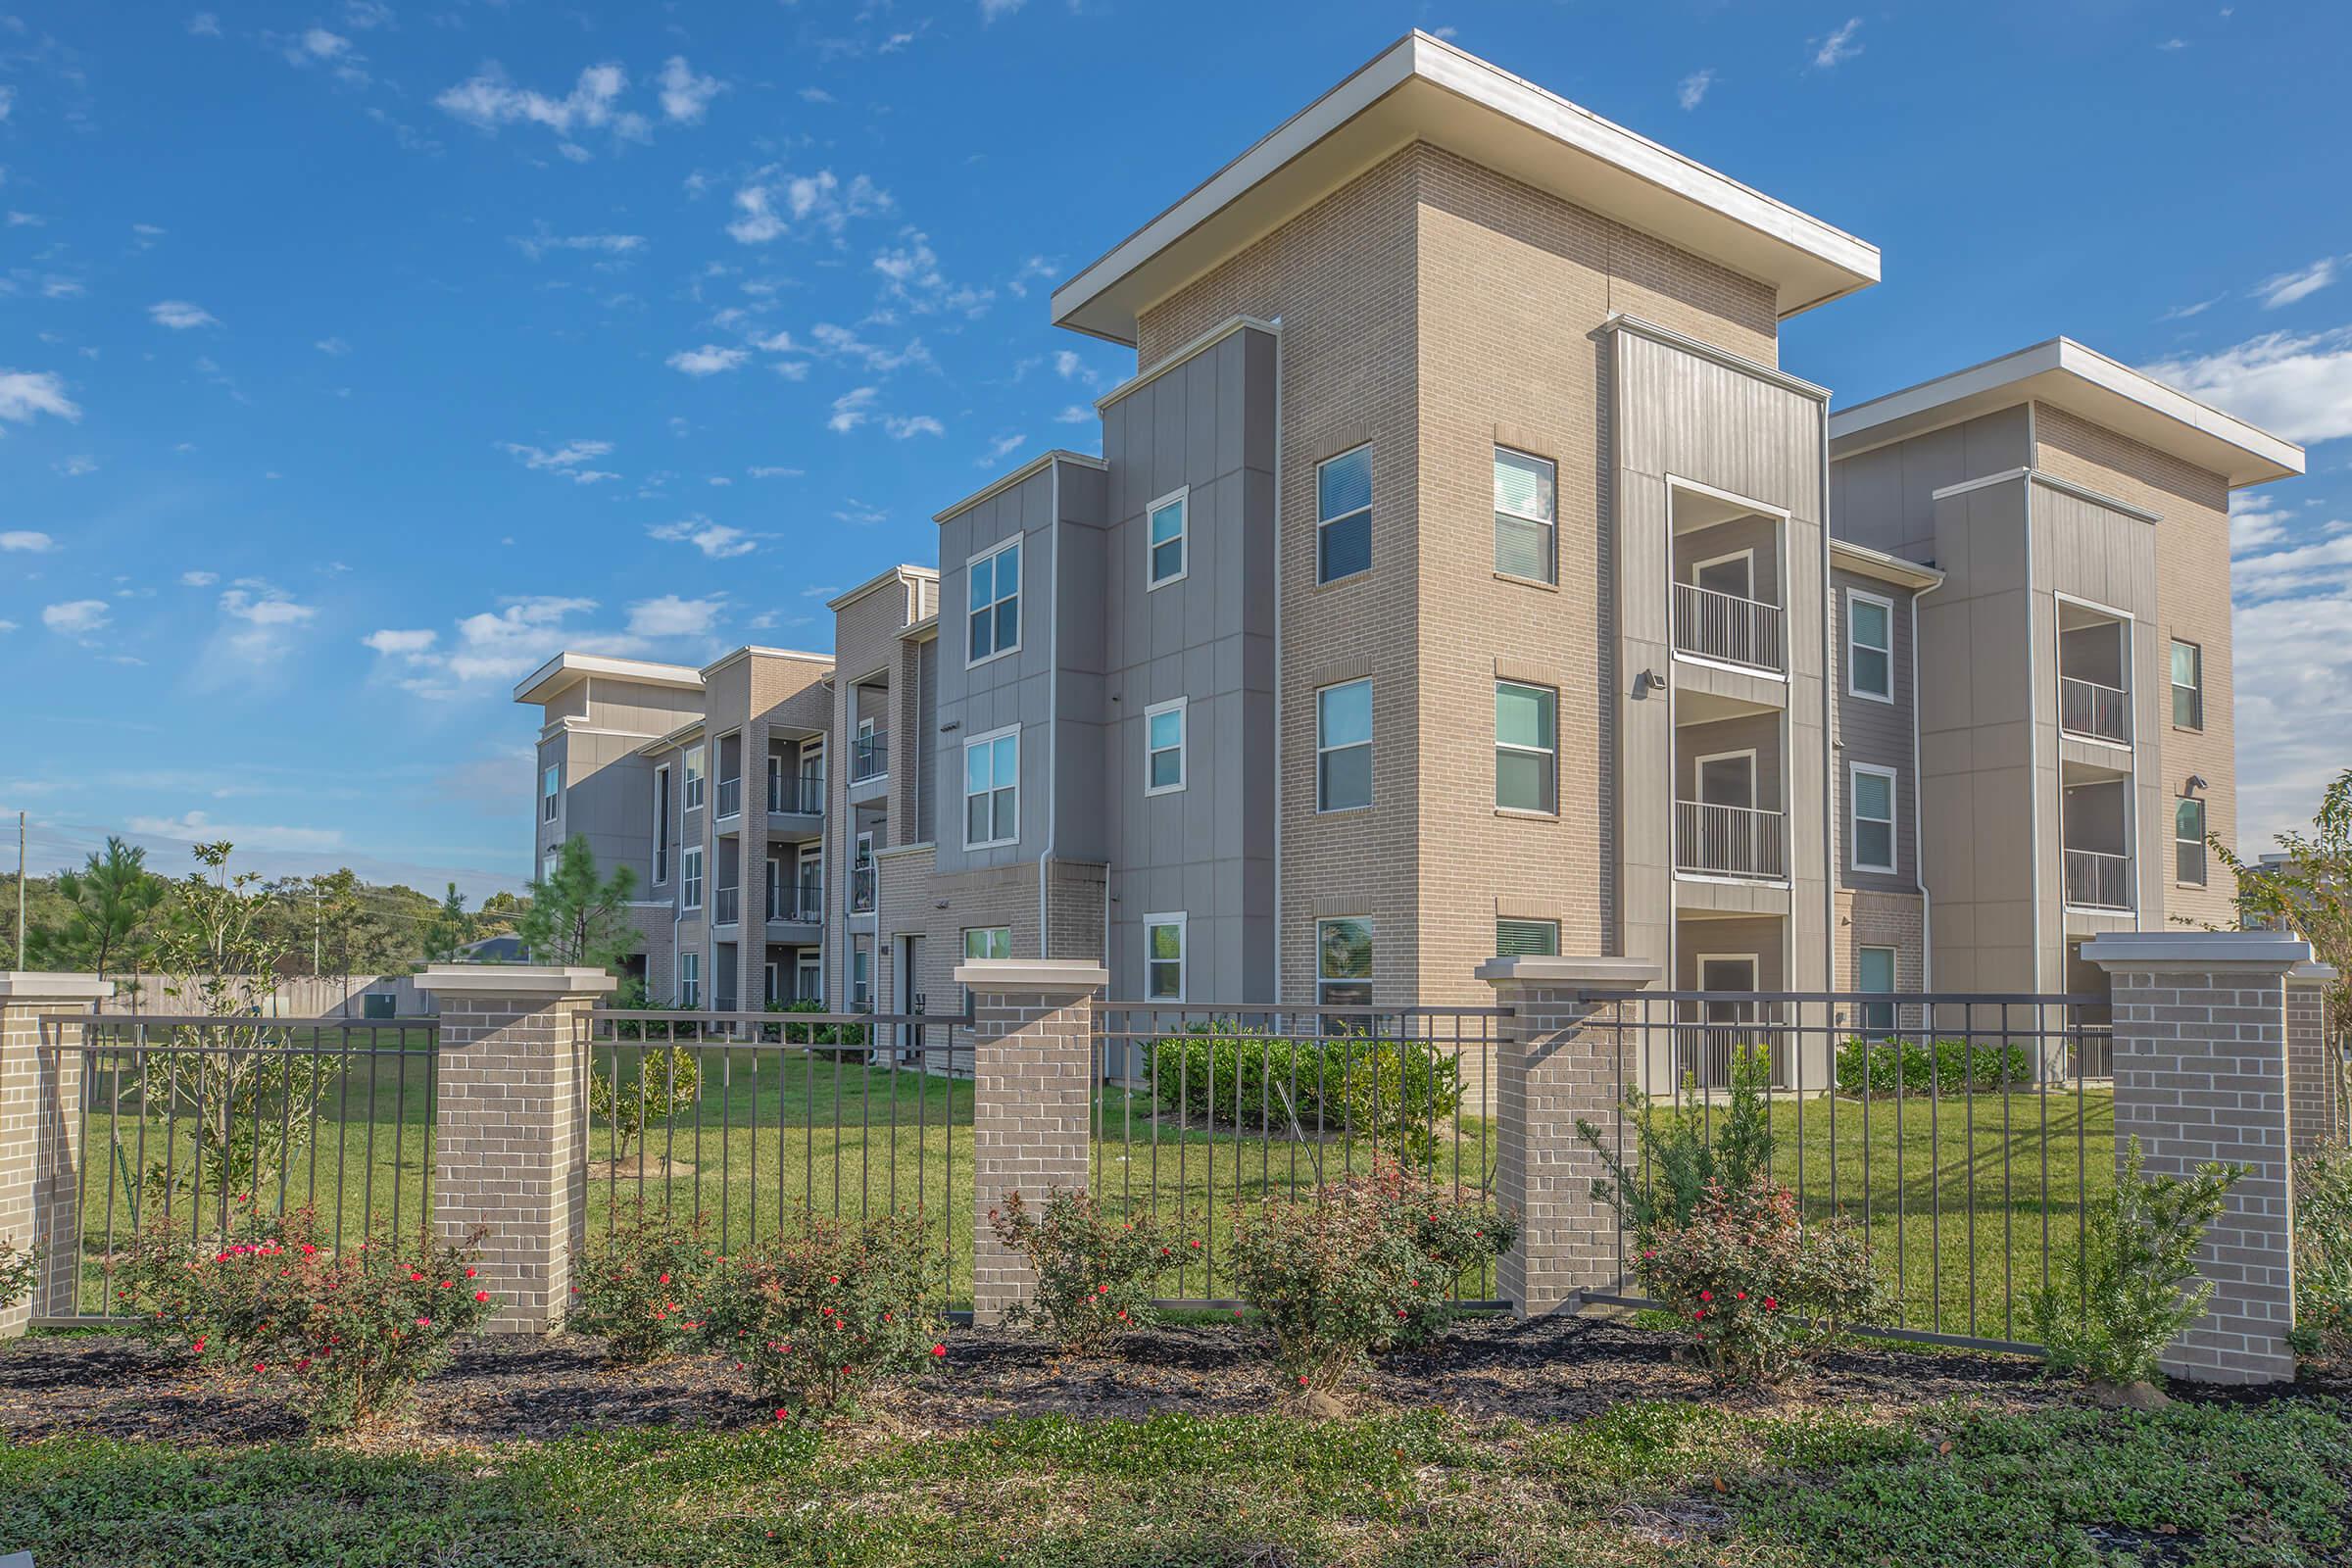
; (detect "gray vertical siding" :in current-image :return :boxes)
[1828,406,2030,563]
[1831,567,1919,894]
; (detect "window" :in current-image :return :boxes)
[1316,444,1371,584]
[1144,698,1186,795]
[1316,917,1372,1008]
[1316,679,1372,812]
[1858,946,1896,1034]
[967,538,1021,663]
[1692,551,1754,600]
[1850,764,1897,873]
[1494,680,1557,814]
[678,952,702,1009]
[2171,640,2203,731]
[682,845,704,910]
[1494,448,1556,584]
[541,849,560,883]
[2176,796,2208,886]
[962,926,1011,962]
[542,763,561,821]
[1696,751,1757,809]
[852,945,871,1011]
[652,765,671,884]
[1847,590,1893,701]
[962,726,1020,848]
[1496,917,1559,957]
[683,744,706,811]
[1144,913,1186,1002]
[1147,488,1188,589]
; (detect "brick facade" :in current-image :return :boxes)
[2287,968,2341,1156]
[0,976,109,1334]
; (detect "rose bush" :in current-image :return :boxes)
[566,1212,725,1365]
[1227,1160,1514,1395]
[988,1187,1179,1353]
[0,1233,39,1314]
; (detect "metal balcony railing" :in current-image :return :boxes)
[852,732,888,783]
[2064,849,2132,911]
[850,864,876,913]
[768,773,825,814]
[2059,676,2131,745]
[766,881,824,923]
[1675,800,1787,881]
[712,885,741,927]
[1673,582,1784,673]
[715,776,743,819]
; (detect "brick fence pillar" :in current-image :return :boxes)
[1476,955,1661,1318]
[2286,963,2341,1155]
[956,959,1104,1326]
[0,974,112,1336]
[2083,932,2307,1385]
[422,965,615,1334]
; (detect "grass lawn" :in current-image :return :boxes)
[3,1395,2345,1566]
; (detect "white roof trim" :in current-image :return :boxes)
[1829,337,2304,489]
[932,449,1108,525]
[1829,537,1944,591]
[512,652,704,706]
[1096,315,1280,413]
[825,564,939,614]
[1051,31,1878,345]
[700,645,834,679]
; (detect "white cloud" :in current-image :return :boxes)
[626,593,724,638]
[656,56,723,123]
[434,63,646,149]
[445,595,605,683]
[808,321,932,373]
[1678,68,1716,110]
[2231,533,2352,600]
[1054,404,1091,423]
[1005,254,1057,298]
[980,0,1026,21]
[2230,493,2292,556]
[2160,294,2224,321]
[833,499,887,526]
[2,529,56,552]
[827,385,877,432]
[0,369,79,426]
[180,569,220,587]
[363,627,438,659]
[726,169,891,244]
[0,620,16,633]
[300,28,351,61]
[500,438,619,483]
[665,343,750,376]
[648,517,757,558]
[2143,326,2352,445]
[186,13,220,36]
[512,228,645,262]
[977,432,1027,466]
[799,86,834,104]
[216,585,318,662]
[2232,568,2352,857]
[127,810,344,854]
[1812,17,1863,68]
[747,465,805,479]
[2158,36,2187,51]
[8,210,44,226]
[149,299,220,330]
[873,231,992,317]
[884,414,945,439]
[42,600,111,636]
[0,87,12,122]
[315,336,352,356]
[2254,256,2341,311]
[54,454,95,477]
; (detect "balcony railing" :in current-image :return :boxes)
[2064,849,2132,911]
[1673,582,1784,673]
[1675,800,1786,881]
[766,882,824,923]
[712,884,741,927]
[768,773,825,814]
[852,732,889,784]
[715,776,743,819]
[850,864,876,913]
[2059,676,2131,746]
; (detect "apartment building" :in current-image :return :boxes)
[516,33,2303,1022]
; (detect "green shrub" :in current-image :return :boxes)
[566,1213,724,1365]
[988,1188,1180,1353]
[2029,1136,2243,1388]
[0,1233,38,1314]
[1635,1177,1882,1384]
[695,1210,945,1417]
[1834,1037,2034,1097]
[1226,1160,1514,1394]
[1579,1055,1776,1234]
[2291,1146,2352,1360]
[589,1046,702,1165]
[769,997,867,1051]
[1146,1023,1463,1164]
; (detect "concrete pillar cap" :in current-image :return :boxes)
[0,972,116,1003]
[953,959,1108,991]
[2081,931,2312,974]
[1476,956,1661,989]
[2288,961,2339,985]
[417,964,618,998]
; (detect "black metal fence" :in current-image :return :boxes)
[34,1013,440,1324]
[571,1007,973,1305]
[1091,1004,1509,1309]
[1576,990,2114,1352]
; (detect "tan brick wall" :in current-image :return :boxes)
[968,984,1099,1323]
[2033,404,2237,929]
[1,997,96,1331]
[2287,977,2340,1156]
[1833,889,1927,991]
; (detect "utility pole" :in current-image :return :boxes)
[14,811,24,971]
[313,883,321,977]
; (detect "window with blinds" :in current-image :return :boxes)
[1494,447,1556,584]
[1496,917,1559,957]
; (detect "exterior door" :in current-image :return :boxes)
[1695,956,1760,1087]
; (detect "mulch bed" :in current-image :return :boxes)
[3,1315,2344,1449]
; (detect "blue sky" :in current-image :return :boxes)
[3,0,2348,901]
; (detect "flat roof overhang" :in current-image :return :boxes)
[1050,31,1881,348]
[513,652,704,707]
[1829,337,2305,490]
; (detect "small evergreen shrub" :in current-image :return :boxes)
[988,1188,1179,1352]
[695,1210,945,1416]
[1635,1177,1881,1383]
[1226,1160,1513,1394]
[1579,1054,1777,1234]
[566,1213,725,1364]
[0,1233,40,1314]
[1834,1038,2034,1098]
[1147,1025,1462,1163]
[2290,1147,2352,1361]
[2029,1137,2244,1389]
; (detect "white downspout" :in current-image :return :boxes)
[1039,461,1061,961]
[1909,579,1938,991]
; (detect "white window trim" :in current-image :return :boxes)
[1495,916,1561,957]
[1493,446,1557,586]
[1143,696,1187,797]
[1693,747,1760,808]
[1142,910,1187,1003]
[542,762,562,822]
[1846,587,1897,705]
[1145,485,1190,592]
[1689,546,1756,600]
[678,952,702,1009]
[1314,677,1372,814]
[2175,796,2209,887]
[652,763,671,885]
[962,925,1012,962]
[1315,915,1373,1005]
[965,536,1023,669]
[962,722,1022,850]
[1849,760,1899,874]
[2170,638,2204,732]
[1494,678,1558,817]
[683,744,707,810]
[681,845,705,910]
[1315,443,1372,586]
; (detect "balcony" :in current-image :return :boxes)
[715,776,743,820]
[767,882,824,924]
[2064,849,2132,911]
[1673,583,1783,673]
[2059,676,2130,746]
[712,884,741,927]
[769,773,824,815]
[1676,800,1786,881]
[852,731,889,784]
[850,864,876,914]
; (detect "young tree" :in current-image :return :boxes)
[2218,766,2351,1021]
[36,836,168,981]
[421,882,475,962]
[516,839,638,969]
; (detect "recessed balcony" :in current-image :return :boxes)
[1676,800,1787,881]
[1673,582,1785,674]
[2063,849,2132,911]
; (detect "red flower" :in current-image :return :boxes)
[474,1291,491,1302]
[774,1408,791,1421]
[1698,1290,1713,1302]
[466,1267,477,1278]
[930,1344,947,1357]
[659,1274,670,1286]
[416,1316,432,1328]
[1764,1298,1778,1310]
